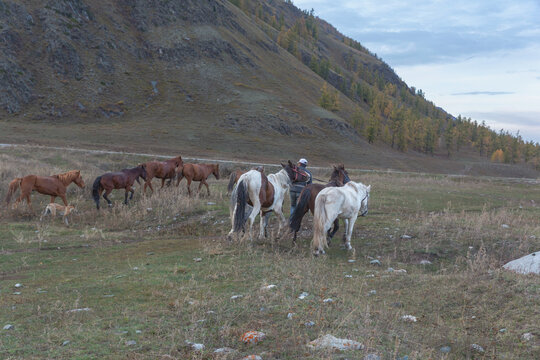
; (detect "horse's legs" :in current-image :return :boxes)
[59,194,68,206]
[344,217,356,251]
[103,189,113,207]
[144,180,154,195]
[25,194,33,213]
[124,190,129,205]
[203,180,210,196]
[160,178,166,189]
[176,173,184,187]
[342,219,349,244]
[249,200,261,242]
[327,219,340,245]
[129,188,135,200]
[260,210,271,239]
[197,181,204,195]
[186,178,192,196]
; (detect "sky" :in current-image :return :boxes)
[294,0,540,143]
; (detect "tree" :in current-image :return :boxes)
[319,83,339,111]
[491,149,504,163]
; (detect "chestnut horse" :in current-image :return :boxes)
[289,164,350,243]
[227,166,264,194]
[142,156,183,195]
[5,170,85,212]
[228,161,310,241]
[176,163,220,196]
[92,165,147,209]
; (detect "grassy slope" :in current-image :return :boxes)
[0,147,539,359]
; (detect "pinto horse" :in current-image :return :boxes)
[142,156,183,195]
[92,165,147,209]
[176,163,220,196]
[312,181,371,256]
[289,164,350,243]
[5,170,85,212]
[228,161,309,241]
[227,166,264,194]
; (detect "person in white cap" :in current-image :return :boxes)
[290,158,312,215]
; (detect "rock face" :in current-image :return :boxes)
[503,252,540,275]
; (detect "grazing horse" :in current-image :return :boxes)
[228,161,309,241]
[312,181,371,256]
[142,156,183,195]
[176,163,220,196]
[227,166,264,194]
[289,164,350,243]
[5,170,85,212]
[92,165,147,209]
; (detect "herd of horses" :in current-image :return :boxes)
[4,156,371,255]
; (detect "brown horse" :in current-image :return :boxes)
[142,156,183,195]
[227,166,265,194]
[289,164,350,243]
[5,170,85,212]
[92,165,147,209]
[176,163,220,196]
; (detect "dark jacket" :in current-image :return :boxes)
[290,164,312,193]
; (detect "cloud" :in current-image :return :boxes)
[451,91,515,96]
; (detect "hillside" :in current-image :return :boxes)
[0,0,538,178]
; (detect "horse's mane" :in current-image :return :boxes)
[54,170,80,184]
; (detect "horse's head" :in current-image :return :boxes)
[174,156,183,168]
[73,170,85,188]
[331,164,350,186]
[213,164,220,180]
[138,164,147,181]
[360,184,371,216]
[281,160,309,183]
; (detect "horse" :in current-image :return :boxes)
[176,163,220,196]
[289,164,350,243]
[312,181,371,256]
[228,161,310,241]
[141,156,183,195]
[5,170,85,212]
[227,166,264,194]
[92,165,147,209]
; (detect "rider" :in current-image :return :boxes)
[290,158,312,215]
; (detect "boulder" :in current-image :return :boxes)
[503,252,540,275]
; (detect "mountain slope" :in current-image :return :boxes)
[0,0,537,178]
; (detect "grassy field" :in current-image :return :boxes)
[0,147,539,359]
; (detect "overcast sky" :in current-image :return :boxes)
[294,0,540,143]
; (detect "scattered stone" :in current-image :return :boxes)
[241,356,262,360]
[242,331,266,344]
[370,259,381,266]
[207,202,216,205]
[13,292,21,295]
[3,324,14,330]
[298,292,309,299]
[214,347,237,354]
[501,224,510,228]
[348,259,356,263]
[323,298,334,303]
[193,258,202,262]
[499,328,507,333]
[364,354,381,360]
[471,344,485,353]
[135,330,142,334]
[126,340,136,346]
[132,267,139,271]
[522,332,534,341]
[365,274,375,278]
[62,340,70,346]
[368,290,377,296]
[307,334,364,351]
[14,283,22,288]
[261,284,276,290]
[387,267,394,272]
[304,321,315,327]
[503,252,540,275]
[395,269,407,274]
[401,315,417,323]
[146,208,152,211]
[37,289,48,293]
[230,295,243,300]
[287,312,295,319]
[419,260,432,265]
[103,294,115,298]
[186,341,205,350]
[401,235,412,239]
[67,308,91,313]
[344,274,353,278]
[440,346,451,353]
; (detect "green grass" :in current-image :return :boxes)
[0,147,539,359]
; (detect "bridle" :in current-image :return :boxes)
[360,192,369,216]
[291,166,309,182]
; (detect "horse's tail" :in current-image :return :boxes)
[5,178,22,205]
[289,187,311,233]
[227,172,237,194]
[233,180,248,233]
[312,193,329,253]
[92,176,103,209]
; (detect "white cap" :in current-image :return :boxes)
[298,158,308,165]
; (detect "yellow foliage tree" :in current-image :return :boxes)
[319,83,339,111]
[491,149,504,163]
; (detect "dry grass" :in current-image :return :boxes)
[0,147,539,359]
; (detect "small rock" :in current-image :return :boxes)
[401,315,417,323]
[242,331,265,344]
[348,259,356,263]
[126,340,137,346]
[62,340,70,346]
[214,347,237,354]
[304,321,315,327]
[365,274,375,278]
[307,334,364,351]
[261,284,277,290]
[368,290,377,296]
[241,356,262,360]
[3,324,14,330]
[186,341,205,350]
[471,344,485,353]
[230,295,243,300]
[132,267,139,271]
[499,328,507,333]
[287,312,295,319]
[364,354,381,360]
[146,208,152,211]
[135,330,142,334]
[298,292,309,299]
[207,202,216,205]
[440,346,451,353]
[401,235,412,239]
[501,224,510,228]
[395,269,407,274]
[323,298,334,303]
[67,308,91,313]
[387,267,395,272]
[103,294,115,298]
[13,292,21,295]
[14,283,22,288]
[370,259,381,266]
[344,274,353,278]
[522,332,534,341]
[193,258,202,262]
[419,260,432,265]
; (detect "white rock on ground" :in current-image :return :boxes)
[471,344,485,353]
[3,324,14,330]
[503,252,540,275]
[186,340,205,350]
[522,332,534,341]
[401,315,417,322]
[298,292,309,299]
[241,356,262,360]
[307,334,364,351]
[214,347,237,354]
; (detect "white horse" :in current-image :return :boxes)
[312,181,371,255]
[228,161,308,241]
